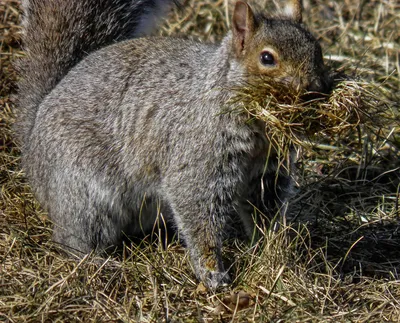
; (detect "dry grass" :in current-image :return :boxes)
[1,0,400,322]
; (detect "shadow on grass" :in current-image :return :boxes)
[291,162,400,281]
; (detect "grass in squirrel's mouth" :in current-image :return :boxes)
[230,74,399,157]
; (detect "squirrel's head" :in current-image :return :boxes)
[231,0,331,94]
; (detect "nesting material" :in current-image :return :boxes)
[230,74,396,152]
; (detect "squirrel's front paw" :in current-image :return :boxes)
[202,270,231,291]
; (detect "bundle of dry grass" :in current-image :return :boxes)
[230,75,399,156]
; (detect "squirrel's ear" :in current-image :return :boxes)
[232,1,257,56]
[283,0,302,23]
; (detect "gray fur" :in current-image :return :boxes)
[16,0,330,289]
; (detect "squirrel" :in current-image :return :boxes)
[15,0,331,289]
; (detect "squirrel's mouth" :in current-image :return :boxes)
[277,71,332,99]
[301,68,339,101]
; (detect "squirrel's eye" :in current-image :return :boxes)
[260,51,276,66]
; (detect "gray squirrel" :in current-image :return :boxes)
[15,0,331,289]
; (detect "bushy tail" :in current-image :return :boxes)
[16,0,178,146]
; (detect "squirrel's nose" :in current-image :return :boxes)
[300,73,333,101]
[307,78,330,94]
[307,71,333,94]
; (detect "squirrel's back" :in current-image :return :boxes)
[16,0,179,146]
